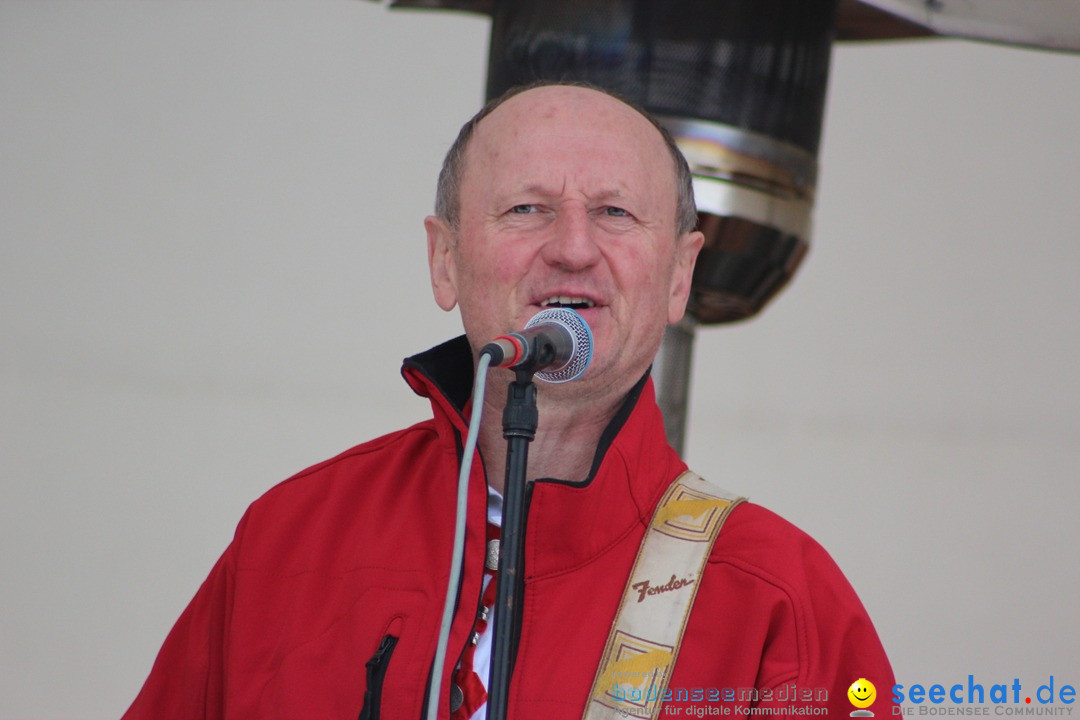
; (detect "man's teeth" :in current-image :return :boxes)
[541,296,595,308]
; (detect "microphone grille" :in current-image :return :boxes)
[524,307,593,383]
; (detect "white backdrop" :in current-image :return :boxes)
[2,2,1078,718]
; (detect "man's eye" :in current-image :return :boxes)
[604,206,630,217]
[510,204,537,214]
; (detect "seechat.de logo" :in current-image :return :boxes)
[850,679,878,717]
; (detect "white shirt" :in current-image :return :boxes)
[468,484,503,720]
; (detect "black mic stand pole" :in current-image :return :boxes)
[486,368,538,720]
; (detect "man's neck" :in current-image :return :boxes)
[478,375,625,495]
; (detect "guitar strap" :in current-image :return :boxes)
[582,470,746,720]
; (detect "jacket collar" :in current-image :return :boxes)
[401,336,686,575]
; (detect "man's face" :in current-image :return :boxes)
[426,86,702,397]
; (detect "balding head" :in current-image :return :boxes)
[434,82,698,237]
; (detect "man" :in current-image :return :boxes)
[125,84,893,719]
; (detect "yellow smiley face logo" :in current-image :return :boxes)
[848,678,877,709]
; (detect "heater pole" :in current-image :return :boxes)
[653,316,697,456]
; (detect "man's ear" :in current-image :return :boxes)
[425,215,459,312]
[667,230,704,325]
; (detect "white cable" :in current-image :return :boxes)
[425,351,491,720]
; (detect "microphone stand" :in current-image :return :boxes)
[486,367,537,720]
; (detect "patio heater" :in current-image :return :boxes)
[375,0,1080,454]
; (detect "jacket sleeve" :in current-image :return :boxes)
[752,528,896,718]
[700,503,896,717]
[122,515,244,720]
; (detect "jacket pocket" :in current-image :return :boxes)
[357,633,399,720]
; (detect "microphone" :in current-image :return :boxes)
[480,307,593,383]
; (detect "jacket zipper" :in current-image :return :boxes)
[358,633,399,720]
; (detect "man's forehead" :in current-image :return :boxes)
[477,86,659,145]
[464,86,674,187]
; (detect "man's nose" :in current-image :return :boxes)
[540,206,602,271]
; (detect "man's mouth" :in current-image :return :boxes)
[540,295,596,311]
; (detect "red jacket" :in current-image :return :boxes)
[125,336,894,719]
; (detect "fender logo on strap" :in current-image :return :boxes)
[632,574,695,603]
